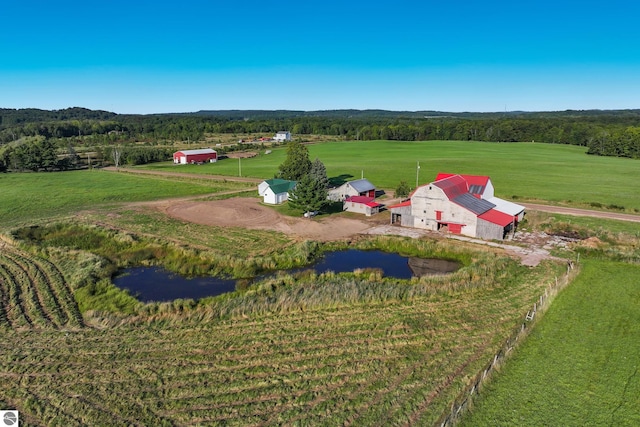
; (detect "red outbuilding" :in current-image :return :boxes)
[173,148,217,164]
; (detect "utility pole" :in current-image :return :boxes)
[416,161,420,188]
[239,157,242,177]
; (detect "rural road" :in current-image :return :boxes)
[521,203,640,223]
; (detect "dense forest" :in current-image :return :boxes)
[1,107,640,172]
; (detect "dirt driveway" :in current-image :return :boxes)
[164,197,374,241]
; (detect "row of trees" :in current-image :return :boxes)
[3,108,640,161]
[585,126,640,158]
[0,137,77,172]
[0,138,173,172]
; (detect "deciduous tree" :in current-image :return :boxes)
[395,181,410,198]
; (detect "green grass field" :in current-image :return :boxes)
[141,140,640,211]
[0,170,253,227]
[460,259,640,426]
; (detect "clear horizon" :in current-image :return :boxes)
[2,1,639,115]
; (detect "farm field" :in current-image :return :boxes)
[460,259,640,426]
[1,139,639,425]
[0,238,564,426]
[140,140,640,212]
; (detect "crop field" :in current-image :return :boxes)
[0,249,562,426]
[141,140,640,211]
[0,243,84,329]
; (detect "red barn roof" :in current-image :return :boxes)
[345,196,381,207]
[478,209,514,227]
[388,200,411,209]
[432,175,468,200]
[435,172,490,197]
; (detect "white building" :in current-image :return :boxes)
[328,178,376,202]
[258,179,297,204]
[274,131,292,142]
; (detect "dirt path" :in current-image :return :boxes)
[102,166,263,184]
[521,203,640,223]
[163,197,373,241]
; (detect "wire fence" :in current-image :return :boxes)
[437,260,579,427]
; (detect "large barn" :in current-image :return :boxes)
[173,148,217,164]
[389,173,525,240]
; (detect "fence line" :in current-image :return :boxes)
[437,261,579,427]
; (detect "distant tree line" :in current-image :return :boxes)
[2,108,640,167]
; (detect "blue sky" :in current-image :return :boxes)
[2,0,640,114]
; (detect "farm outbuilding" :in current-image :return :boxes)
[343,196,382,216]
[173,148,217,164]
[328,178,376,202]
[258,179,297,205]
[388,173,524,240]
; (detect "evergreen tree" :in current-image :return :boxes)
[39,138,58,171]
[309,157,328,188]
[278,141,311,180]
[288,173,328,215]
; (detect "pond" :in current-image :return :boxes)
[112,249,461,302]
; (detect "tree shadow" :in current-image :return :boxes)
[321,201,346,215]
[328,174,354,187]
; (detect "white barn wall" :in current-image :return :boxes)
[410,185,478,236]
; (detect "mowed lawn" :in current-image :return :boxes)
[141,140,640,211]
[0,170,250,227]
[460,259,640,426]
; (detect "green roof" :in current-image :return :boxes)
[265,179,296,194]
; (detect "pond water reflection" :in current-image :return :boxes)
[113,249,461,302]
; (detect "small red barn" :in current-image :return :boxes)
[173,148,217,164]
[344,196,382,216]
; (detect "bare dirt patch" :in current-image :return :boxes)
[164,197,372,241]
[225,152,258,159]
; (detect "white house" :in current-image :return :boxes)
[258,178,297,205]
[274,131,292,142]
